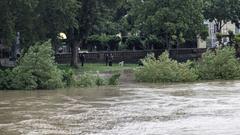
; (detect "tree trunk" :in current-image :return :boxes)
[235,43,240,58]
[71,41,79,68]
[167,35,171,50]
[51,37,58,54]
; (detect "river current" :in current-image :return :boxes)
[0,81,240,135]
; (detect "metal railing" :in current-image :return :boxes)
[55,48,207,64]
[0,48,208,65]
[0,48,10,59]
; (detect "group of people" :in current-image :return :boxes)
[79,53,114,67]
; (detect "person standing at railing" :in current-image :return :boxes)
[109,54,113,66]
[80,54,86,67]
[105,54,109,66]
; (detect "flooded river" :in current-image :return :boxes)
[1,81,240,135]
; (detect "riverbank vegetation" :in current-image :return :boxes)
[197,47,240,80]
[0,41,64,90]
[135,53,198,83]
[0,41,121,90]
[2,0,240,89]
[58,63,137,74]
[1,41,240,90]
[135,47,240,83]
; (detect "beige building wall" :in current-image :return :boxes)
[199,21,239,48]
[197,37,207,48]
[221,22,236,34]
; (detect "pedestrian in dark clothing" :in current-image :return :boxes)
[58,47,63,53]
[105,54,109,66]
[80,54,86,67]
[109,54,113,66]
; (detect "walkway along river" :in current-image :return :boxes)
[0,81,240,135]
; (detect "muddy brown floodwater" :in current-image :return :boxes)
[1,81,240,135]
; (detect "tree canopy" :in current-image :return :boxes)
[0,0,240,67]
[0,0,78,47]
[127,0,207,48]
[203,0,240,32]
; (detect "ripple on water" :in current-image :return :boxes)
[0,81,240,135]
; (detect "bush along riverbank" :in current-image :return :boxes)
[0,41,120,90]
[135,47,240,83]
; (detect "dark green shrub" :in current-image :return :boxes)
[11,70,38,90]
[121,36,128,44]
[145,35,163,49]
[108,36,121,51]
[62,69,75,87]
[197,47,240,80]
[87,35,102,51]
[14,40,64,89]
[135,52,198,82]
[98,34,110,50]
[235,34,240,46]
[126,36,143,50]
[118,43,128,51]
[200,27,209,41]
[96,75,106,86]
[76,73,96,87]
[0,41,64,90]
[87,34,121,51]
[108,73,121,85]
[0,69,16,90]
[216,32,223,45]
[0,40,64,90]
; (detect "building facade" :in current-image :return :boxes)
[200,21,240,48]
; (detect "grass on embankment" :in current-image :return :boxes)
[58,63,138,74]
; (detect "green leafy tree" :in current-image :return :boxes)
[0,40,64,90]
[128,0,207,48]
[145,35,163,50]
[0,0,78,49]
[0,0,18,46]
[13,40,64,89]
[34,0,78,45]
[203,0,240,32]
[87,35,102,51]
[108,36,121,51]
[126,36,143,50]
[135,52,198,82]
[68,0,123,67]
[87,35,121,51]
[197,47,240,80]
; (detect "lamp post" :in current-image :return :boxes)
[11,32,21,60]
[16,32,21,58]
